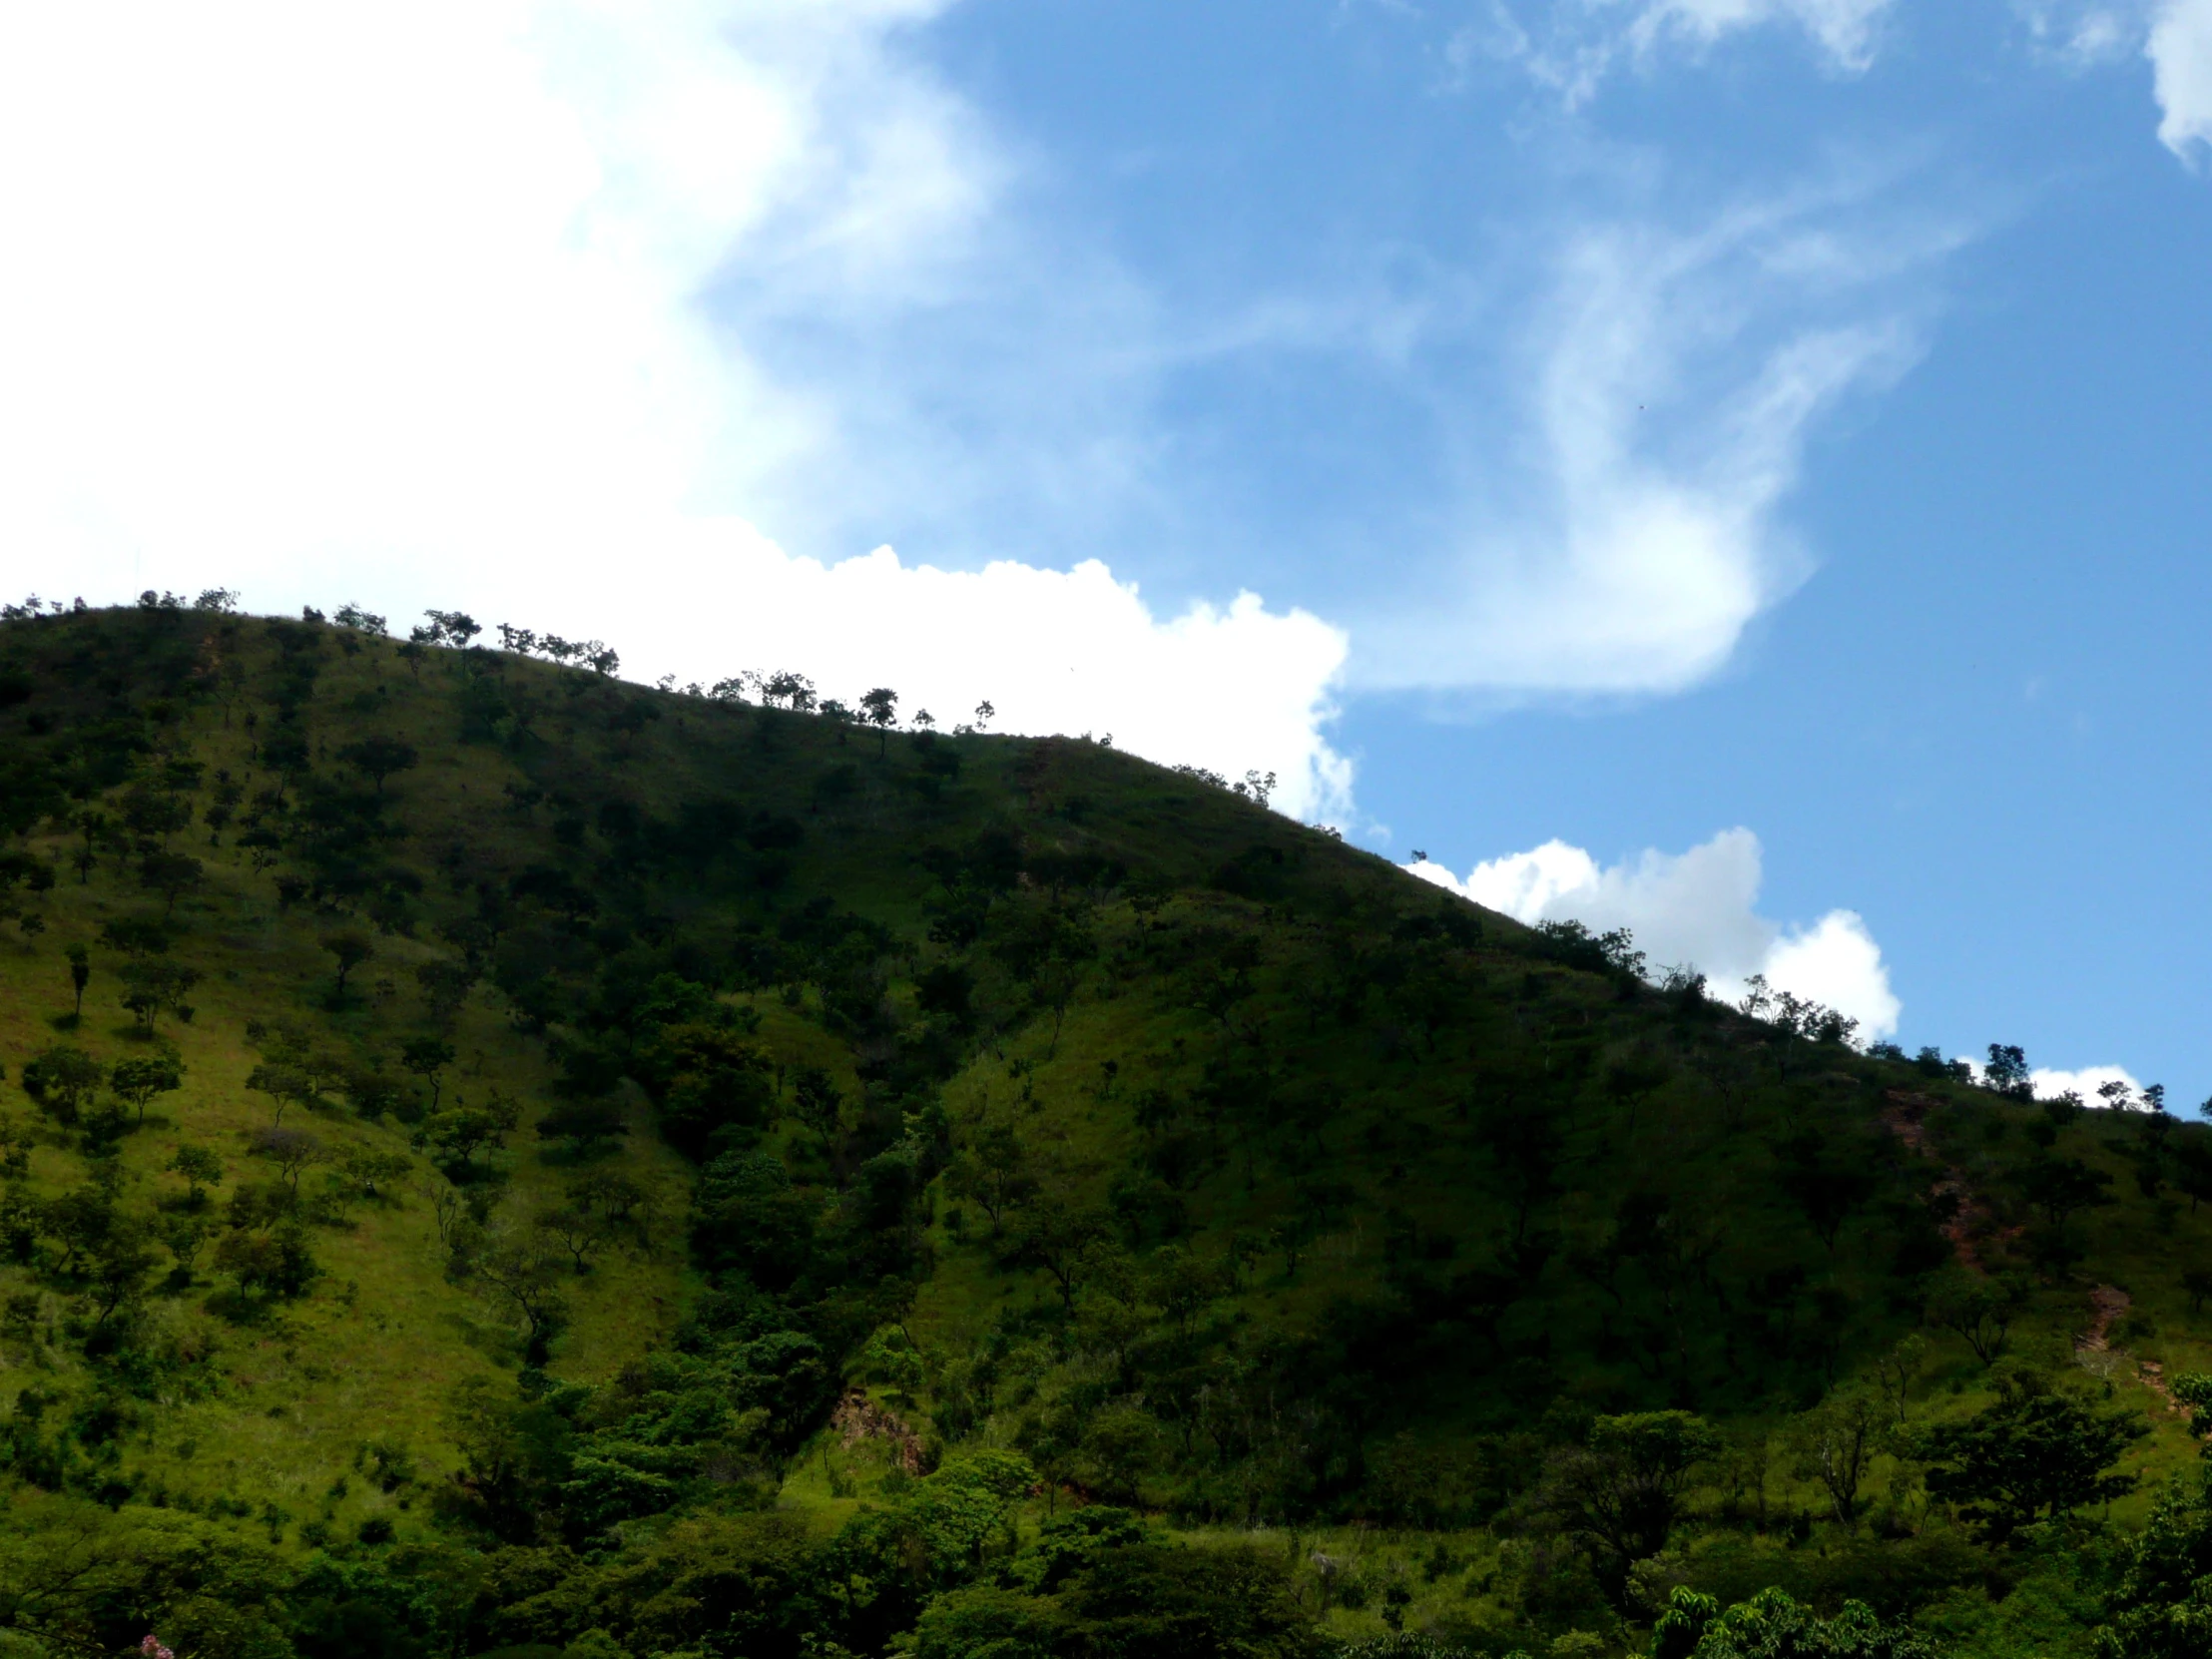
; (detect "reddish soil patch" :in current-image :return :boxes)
[832,1388,926,1472]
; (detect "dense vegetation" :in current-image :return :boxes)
[2,593,2212,1658]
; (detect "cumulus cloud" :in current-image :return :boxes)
[1351,191,1945,696]
[0,3,1352,816]
[443,531,1355,823]
[1407,828,1902,1037]
[2012,1,2212,161]
[2150,0,2212,159]
[2029,1063,2148,1103]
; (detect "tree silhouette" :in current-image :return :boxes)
[120,960,200,1034]
[860,687,899,757]
[169,1144,224,1206]
[138,851,204,915]
[110,1053,183,1127]
[338,736,419,797]
[322,930,375,1003]
[21,1046,104,1129]
[401,1037,457,1110]
[64,944,89,1021]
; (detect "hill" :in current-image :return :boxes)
[0,594,2210,1659]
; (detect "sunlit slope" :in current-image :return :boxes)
[0,600,2205,1622]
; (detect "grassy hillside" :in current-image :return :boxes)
[1,597,2209,1659]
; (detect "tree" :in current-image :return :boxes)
[84,1223,158,1327]
[246,1062,311,1126]
[120,783,192,847]
[401,1037,457,1110]
[536,1098,629,1158]
[21,1045,104,1129]
[1928,1269,2029,1367]
[1777,1132,1878,1253]
[1875,1334,1929,1425]
[216,1221,318,1300]
[1473,1091,1561,1248]
[2096,1467,2212,1659]
[860,687,899,757]
[419,1092,520,1179]
[1914,1369,2146,1543]
[99,914,172,957]
[1540,1410,1722,1611]
[2017,1154,2115,1229]
[468,1233,570,1363]
[419,609,481,647]
[337,736,418,796]
[109,1053,183,1127]
[322,930,375,1003]
[948,1119,1036,1235]
[68,808,110,882]
[251,1126,325,1194]
[169,1144,224,1206]
[159,1212,211,1283]
[335,1148,412,1204]
[1795,1389,1886,1526]
[1984,1043,2033,1100]
[415,957,480,1025]
[64,944,89,1021]
[1651,1586,1933,1659]
[535,1205,610,1275]
[137,851,203,915]
[1011,1204,1117,1315]
[2170,1135,2212,1214]
[119,959,200,1034]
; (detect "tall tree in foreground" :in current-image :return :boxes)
[1915,1369,2145,1543]
[1538,1410,1721,1611]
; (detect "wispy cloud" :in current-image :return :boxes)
[1352,181,1960,696]
[1465,0,1896,107]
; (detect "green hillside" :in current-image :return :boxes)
[2,596,2210,1659]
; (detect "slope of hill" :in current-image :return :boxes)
[0,596,2209,1659]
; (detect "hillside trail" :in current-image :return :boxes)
[1880,1090,2016,1272]
[1880,1092,2185,1418]
[2074,1283,2186,1415]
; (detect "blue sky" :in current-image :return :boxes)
[2,1,2208,1097]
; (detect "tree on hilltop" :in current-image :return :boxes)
[860,688,899,757]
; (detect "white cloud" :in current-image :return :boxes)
[0,3,1351,819]
[2014,1,2143,66]
[1408,827,1902,1037]
[1472,0,1895,106]
[1354,197,1941,694]
[457,530,1355,823]
[2012,1,2212,161]
[1632,0,1894,70]
[2029,1063,2147,1103]
[2150,0,2212,159]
